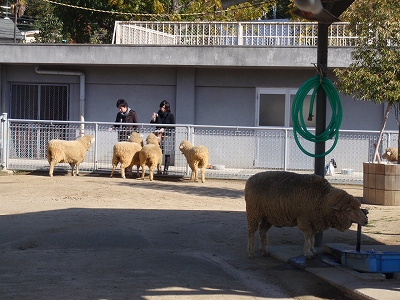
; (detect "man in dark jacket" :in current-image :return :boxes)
[113,99,139,141]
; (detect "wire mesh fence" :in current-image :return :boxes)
[1,115,398,184]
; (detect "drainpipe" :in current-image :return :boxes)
[35,65,86,136]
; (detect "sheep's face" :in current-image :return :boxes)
[382,147,398,161]
[179,140,192,152]
[128,132,143,144]
[331,193,368,227]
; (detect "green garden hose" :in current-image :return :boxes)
[291,76,342,158]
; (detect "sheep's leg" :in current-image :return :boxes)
[303,232,316,258]
[136,164,141,177]
[75,163,80,176]
[149,164,156,181]
[310,234,317,255]
[190,167,195,181]
[69,163,76,176]
[110,164,117,178]
[258,218,272,257]
[140,164,146,180]
[247,217,260,259]
[200,166,206,183]
[49,161,56,177]
[192,162,199,182]
[120,162,130,179]
[128,166,133,178]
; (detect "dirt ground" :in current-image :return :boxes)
[0,171,399,300]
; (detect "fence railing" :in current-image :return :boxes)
[1,114,398,184]
[112,21,357,47]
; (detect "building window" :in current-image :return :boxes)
[256,88,315,128]
[10,84,69,120]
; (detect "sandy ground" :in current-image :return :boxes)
[0,171,399,300]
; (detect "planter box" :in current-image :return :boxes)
[363,162,400,205]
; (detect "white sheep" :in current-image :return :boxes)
[179,140,209,183]
[47,135,95,177]
[139,133,162,181]
[245,171,368,259]
[110,132,143,179]
[382,147,398,162]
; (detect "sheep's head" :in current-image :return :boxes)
[129,132,143,145]
[179,140,193,153]
[80,135,95,150]
[146,133,160,145]
[329,190,368,231]
[382,147,398,162]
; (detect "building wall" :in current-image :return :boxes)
[0,62,394,131]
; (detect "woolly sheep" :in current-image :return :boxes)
[110,132,143,179]
[382,147,398,162]
[47,135,95,177]
[139,133,162,181]
[245,171,368,259]
[179,140,209,183]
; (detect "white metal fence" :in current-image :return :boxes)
[1,114,398,184]
[112,21,356,47]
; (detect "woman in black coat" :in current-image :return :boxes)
[150,100,176,175]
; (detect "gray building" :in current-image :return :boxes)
[0,21,396,131]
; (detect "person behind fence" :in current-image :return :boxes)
[111,99,139,142]
[150,100,176,175]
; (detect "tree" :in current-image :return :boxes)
[333,0,400,163]
[10,0,27,42]
[23,0,280,43]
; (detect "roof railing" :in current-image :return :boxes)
[112,21,356,47]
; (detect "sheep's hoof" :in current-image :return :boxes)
[304,250,316,259]
[262,251,270,257]
[248,253,255,260]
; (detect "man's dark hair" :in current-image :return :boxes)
[116,99,128,108]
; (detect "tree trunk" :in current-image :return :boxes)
[398,123,400,164]
[373,104,392,163]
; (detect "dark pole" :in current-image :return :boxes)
[314,22,329,247]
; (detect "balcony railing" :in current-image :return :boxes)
[112,21,356,47]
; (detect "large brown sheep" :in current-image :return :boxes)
[245,171,368,259]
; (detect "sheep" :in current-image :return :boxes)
[179,140,209,183]
[382,147,398,162]
[47,135,95,177]
[110,132,143,179]
[139,133,162,181]
[245,171,368,259]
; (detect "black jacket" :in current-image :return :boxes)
[114,109,138,141]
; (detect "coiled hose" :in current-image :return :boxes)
[291,76,342,158]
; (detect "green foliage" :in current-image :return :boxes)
[334,0,400,106]
[33,11,64,43]
[18,0,285,43]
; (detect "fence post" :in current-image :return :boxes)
[237,22,243,45]
[94,123,99,172]
[1,113,8,170]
